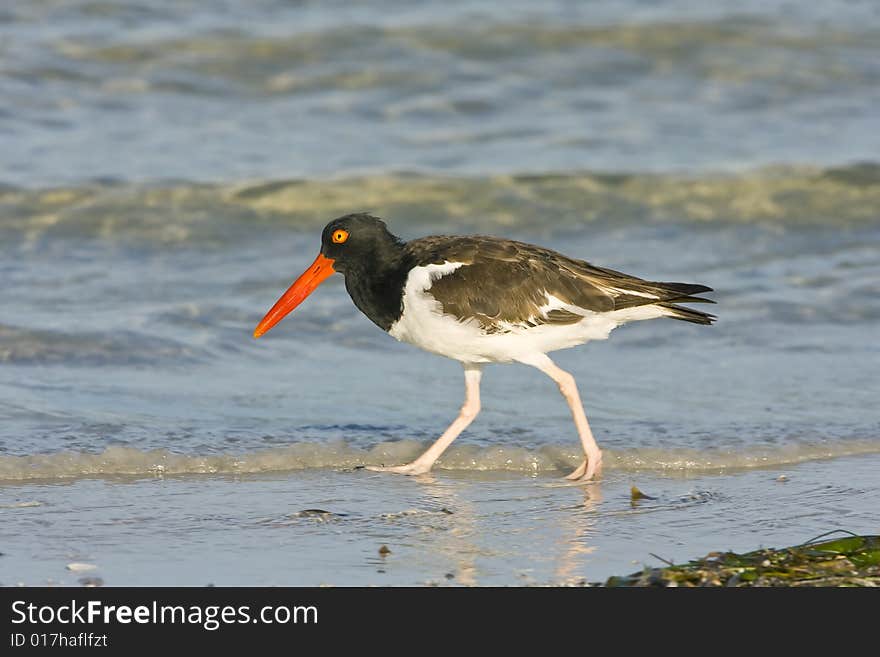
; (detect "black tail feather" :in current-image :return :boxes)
[656,282,713,296]
[658,302,716,325]
[651,281,716,324]
[666,294,716,305]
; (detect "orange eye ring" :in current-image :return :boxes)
[332,229,349,244]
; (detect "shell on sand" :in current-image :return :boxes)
[66,563,98,572]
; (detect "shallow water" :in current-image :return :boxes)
[1,1,879,586]
[3,457,879,586]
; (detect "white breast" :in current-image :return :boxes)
[388,262,478,359]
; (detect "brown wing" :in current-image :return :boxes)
[404,236,714,331]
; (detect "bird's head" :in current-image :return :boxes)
[253,213,398,338]
[318,213,397,274]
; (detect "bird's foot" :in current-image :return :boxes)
[365,462,433,476]
[564,451,603,482]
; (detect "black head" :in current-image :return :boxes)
[319,213,402,274]
[253,213,405,338]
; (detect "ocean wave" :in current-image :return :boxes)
[2,164,878,245]
[37,18,879,98]
[1,438,878,483]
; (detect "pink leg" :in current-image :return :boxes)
[520,354,603,481]
[367,364,482,475]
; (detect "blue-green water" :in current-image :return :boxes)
[1,0,878,586]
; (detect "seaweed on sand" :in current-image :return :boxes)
[604,532,880,587]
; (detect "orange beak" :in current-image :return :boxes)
[253,253,336,338]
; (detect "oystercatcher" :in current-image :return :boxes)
[254,213,714,481]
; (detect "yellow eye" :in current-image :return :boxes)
[332,229,349,244]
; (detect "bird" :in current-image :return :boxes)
[253,213,715,481]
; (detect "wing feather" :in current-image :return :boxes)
[403,236,714,331]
